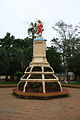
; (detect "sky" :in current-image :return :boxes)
[0,0,80,46]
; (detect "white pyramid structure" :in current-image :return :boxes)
[17,36,62,93]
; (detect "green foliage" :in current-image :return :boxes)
[0,32,15,48]
[46,46,62,73]
[11,46,32,72]
[27,22,37,39]
[51,20,80,80]
[0,33,33,78]
[15,71,23,82]
[68,43,80,76]
[0,47,10,75]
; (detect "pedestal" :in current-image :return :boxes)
[30,40,49,66]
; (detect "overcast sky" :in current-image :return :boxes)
[0,0,80,46]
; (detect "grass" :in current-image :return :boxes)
[62,80,80,85]
[0,81,18,85]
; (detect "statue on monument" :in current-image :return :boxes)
[37,20,43,35]
[34,20,44,40]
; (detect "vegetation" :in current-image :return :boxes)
[15,71,23,82]
[63,81,80,85]
[0,32,33,82]
[0,20,80,83]
[27,22,37,39]
[46,46,62,73]
[51,20,80,81]
[0,81,17,85]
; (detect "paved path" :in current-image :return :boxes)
[0,87,80,120]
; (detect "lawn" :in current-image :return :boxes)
[62,80,80,85]
[0,81,17,85]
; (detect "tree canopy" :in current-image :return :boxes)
[51,20,80,81]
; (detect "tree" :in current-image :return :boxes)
[51,20,80,81]
[11,37,33,72]
[23,37,33,48]
[0,33,33,80]
[46,46,62,73]
[27,22,37,39]
[0,32,15,48]
[69,43,80,80]
[0,47,11,80]
[11,46,32,72]
[12,38,24,48]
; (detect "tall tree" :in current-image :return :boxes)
[51,20,80,81]
[0,47,11,80]
[69,43,80,79]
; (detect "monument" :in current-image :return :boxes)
[13,20,68,99]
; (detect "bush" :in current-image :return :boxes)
[15,71,23,82]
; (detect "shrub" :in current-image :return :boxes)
[15,71,23,82]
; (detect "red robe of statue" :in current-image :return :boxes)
[37,23,43,34]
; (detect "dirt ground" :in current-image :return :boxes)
[0,87,80,120]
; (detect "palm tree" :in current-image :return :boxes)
[0,47,11,80]
[11,46,32,72]
[27,22,37,39]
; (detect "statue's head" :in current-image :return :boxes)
[38,20,42,24]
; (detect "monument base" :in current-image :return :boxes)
[13,88,69,99]
[13,40,69,99]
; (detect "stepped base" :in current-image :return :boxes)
[13,88,69,99]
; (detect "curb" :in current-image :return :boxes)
[0,84,17,88]
[61,84,80,88]
[13,88,69,99]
